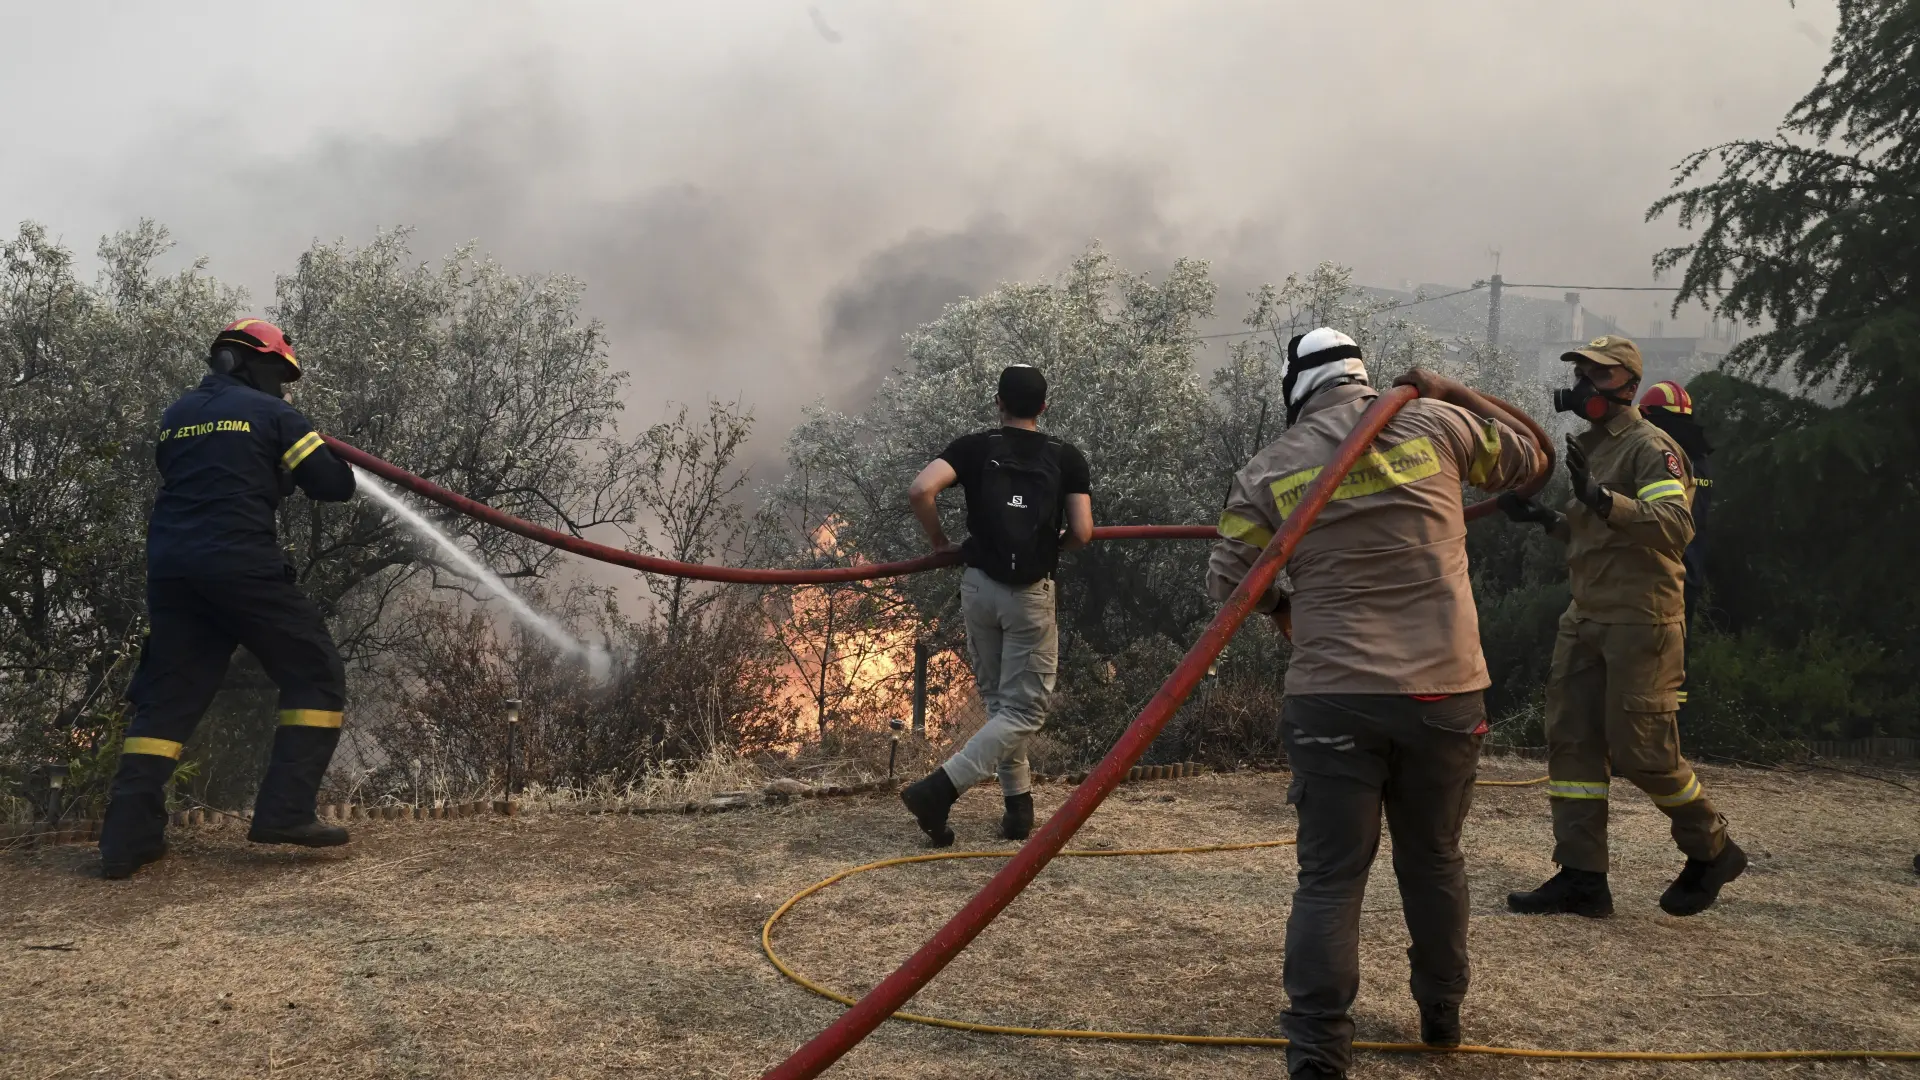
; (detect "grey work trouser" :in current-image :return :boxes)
[1280,693,1485,1078]
[941,567,1059,797]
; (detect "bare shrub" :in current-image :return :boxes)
[343,578,784,804]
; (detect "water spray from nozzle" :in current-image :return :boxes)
[351,465,613,683]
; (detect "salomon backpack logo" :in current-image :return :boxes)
[1007,494,1027,508]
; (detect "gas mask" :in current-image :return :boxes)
[1554,375,1634,422]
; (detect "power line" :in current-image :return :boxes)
[1194,280,1687,343]
[1500,282,1684,291]
[1195,283,1488,341]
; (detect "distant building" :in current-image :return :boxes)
[1536,292,1733,391]
[1357,281,1737,396]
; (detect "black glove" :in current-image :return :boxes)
[1563,435,1612,517]
[1497,491,1563,531]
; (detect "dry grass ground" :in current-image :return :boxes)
[3,758,1917,1079]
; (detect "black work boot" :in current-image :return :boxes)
[1659,839,1747,916]
[100,845,168,881]
[99,752,176,880]
[247,819,350,847]
[1506,867,1613,917]
[1419,1001,1461,1048]
[1000,792,1034,841]
[900,768,959,847]
[99,811,169,881]
[1286,1055,1345,1079]
[250,724,341,836]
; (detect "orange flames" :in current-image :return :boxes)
[768,518,969,740]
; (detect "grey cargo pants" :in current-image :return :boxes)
[1280,693,1485,1077]
[941,567,1059,797]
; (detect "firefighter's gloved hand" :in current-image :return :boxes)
[1497,492,1563,531]
[1563,435,1612,518]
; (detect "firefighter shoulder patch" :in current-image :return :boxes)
[1662,449,1683,478]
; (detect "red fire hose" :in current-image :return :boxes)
[323,437,1213,583]
[758,386,1424,1079]
[323,388,1544,587]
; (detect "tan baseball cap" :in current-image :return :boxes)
[1560,335,1643,379]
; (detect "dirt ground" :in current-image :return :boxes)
[4,758,1918,1079]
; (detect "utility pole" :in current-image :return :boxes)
[1485,274,1504,348]
[1484,248,1504,348]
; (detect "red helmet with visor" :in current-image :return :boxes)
[212,318,301,381]
[1638,380,1692,416]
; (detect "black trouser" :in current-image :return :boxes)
[101,574,347,858]
[1280,693,1484,1077]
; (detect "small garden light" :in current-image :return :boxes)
[505,698,522,799]
[46,763,69,824]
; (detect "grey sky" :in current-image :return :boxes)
[2,1,1834,426]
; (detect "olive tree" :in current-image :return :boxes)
[269,230,652,660]
[0,221,240,796]
[768,248,1229,757]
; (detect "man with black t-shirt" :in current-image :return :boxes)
[899,364,1093,846]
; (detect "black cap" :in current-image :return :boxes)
[997,364,1047,418]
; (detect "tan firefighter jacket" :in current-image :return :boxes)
[1556,408,1696,625]
[1207,383,1543,695]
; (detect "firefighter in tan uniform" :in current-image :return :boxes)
[1502,336,1747,918]
[1209,328,1547,1080]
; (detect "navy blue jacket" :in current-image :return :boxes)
[1644,408,1713,607]
[146,373,355,580]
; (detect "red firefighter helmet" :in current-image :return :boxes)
[212,318,301,380]
[1638,379,1692,416]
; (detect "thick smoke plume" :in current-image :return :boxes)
[3,1,1834,430]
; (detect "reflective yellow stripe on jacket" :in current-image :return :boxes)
[1636,478,1687,503]
[1466,418,1502,487]
[282,431,325,470]
[1216,510,1274,549]
[1546,779,1610,800]
[1269,436,1443,519]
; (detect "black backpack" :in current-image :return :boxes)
[970,432,1066,585]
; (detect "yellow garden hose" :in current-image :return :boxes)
[761,786,1920,1064]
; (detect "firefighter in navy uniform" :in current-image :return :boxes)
[1637,381,1713,622]
[99,319,357,880]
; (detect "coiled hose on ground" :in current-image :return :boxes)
[760,839,1920,1064]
